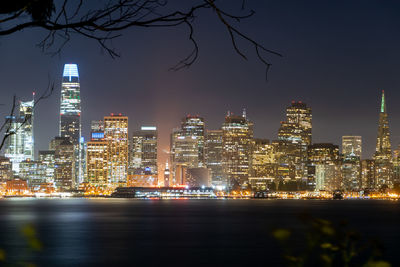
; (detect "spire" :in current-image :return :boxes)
[381,90,386,113]
[242,108,247,118]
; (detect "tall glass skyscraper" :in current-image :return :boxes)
[4,95,35,174]
[60,64,81,143]
[60,64,82,186]
[373,90,393,188]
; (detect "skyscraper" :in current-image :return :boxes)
[4,96,35,174]
[373,90,392,188]
[104,114,128,185]
[341,136,362,191]
[60,64,81,143]
[131,126,158,174]
[181,116,205,165]
[60,63,82,186]
[53,137,75,191]
[222,110,253,189]
[205,130,224,187]
[170,116,205,185]
[278,101,312,181]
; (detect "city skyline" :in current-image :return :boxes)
[2,1,400,166]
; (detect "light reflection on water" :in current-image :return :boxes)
[0,199,398,266]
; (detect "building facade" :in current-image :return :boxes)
[373,90,392,189]
[104,114,128,185]
[60,64,82,186]
[204,130,224,187]
[222,111,253,189]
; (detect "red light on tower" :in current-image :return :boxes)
[291,100,295,104]
[111,113,114,116]
[299,101,302,103]
[119,113,122,116]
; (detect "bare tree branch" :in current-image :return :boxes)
[0,0,282,73]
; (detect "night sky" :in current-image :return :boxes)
[1,0,400,165]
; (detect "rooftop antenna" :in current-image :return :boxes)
[242,108,247,118]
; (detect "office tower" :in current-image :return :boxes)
[342,136,362,158]
[131,126,158,174]
[181,116,205,165]
[170,129,199,185]
[60,63,82,186]
[204,130,224,187]
[307,143,341,191]
[53,137,75,190]
[249,139,276,190]
[60,64,81,143]
[373,90,393,188]
[104,114,128,185]
[86,140,108,186]
[222,110,253,189]
[361,159,375,189]
[0,156,13,182]
[38,150,55,184]
[341,154,361,191]
[278,101,312,181]
[272,140,299,182]
[4,96,35,173]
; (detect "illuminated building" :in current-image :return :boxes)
[104,114,128,185]
[222,110,253,189]
[38,150,55,183]
[392,145,400,187]
[204,130,224,186]
[373,90,393,189]
[181,116,205,165]
[341,154,361,191]
[170,129,199,184]
[0,156,13,182]
[86,140,108,186]
[60,63,81,144]
[307,143,341,191]
[342,136,362,158]
[53,137,75,190]
[4,95,35,174]
[60,63,82,186]
[19,159,46,190]
[111,186,215,198]
[361,159,375,189]
[170,116,205,184]
[131,126,158,174]
[273,140,299,182]
[278,101,312,181]
[341,136,362,191]
[249,139,276,190]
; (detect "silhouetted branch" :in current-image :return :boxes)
[0,0,282,73]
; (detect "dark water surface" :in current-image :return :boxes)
[0,199,398,266]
